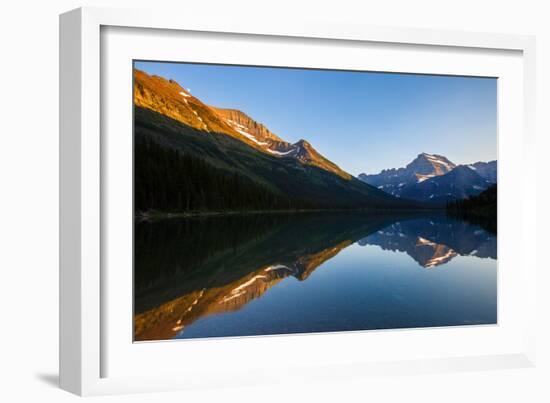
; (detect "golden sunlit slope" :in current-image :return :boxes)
[134,69,239,137]
[134,69,351,179]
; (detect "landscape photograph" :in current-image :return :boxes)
[133,61,497,342]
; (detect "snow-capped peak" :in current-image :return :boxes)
[420,153,454,171]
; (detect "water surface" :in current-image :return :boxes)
[134,212,496,341]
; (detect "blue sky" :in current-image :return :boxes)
[135,61,497,175]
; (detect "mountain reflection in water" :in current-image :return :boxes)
[358,218,496,268]
[134,213,497,341]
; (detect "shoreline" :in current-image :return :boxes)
[136,207,445,221]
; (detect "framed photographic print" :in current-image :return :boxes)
[132,61,499,342]
[60,7,537,396]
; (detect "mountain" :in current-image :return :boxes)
[358,153,456,196]
[399,165,494,203]
[209,107,351,179]
[358,153,496,204]
[468,161,497,183]
[135,70,351,179]
[134,69,413,211]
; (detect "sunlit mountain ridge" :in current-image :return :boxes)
[133,69,418,212]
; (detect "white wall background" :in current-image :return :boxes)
[0,0,547,401]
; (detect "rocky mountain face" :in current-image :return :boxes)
[358,153,496,204]
[408,153,456,180]
[210,107,286,145]
[134,69,410,210]
[213,108,351,178]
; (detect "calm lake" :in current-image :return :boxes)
[134,212,497,341]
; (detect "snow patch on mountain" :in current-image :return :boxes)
[416,237,436,246]
[424,153,454,170]
[234,128,268,145]
[424,248,457,268]
[267,148,294,156]
[265,265,293,272]
[226,119,269,145]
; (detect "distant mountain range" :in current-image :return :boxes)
[358,153,496,204]
[134,69,417,212]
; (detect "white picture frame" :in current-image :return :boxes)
[59,6,537,396]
